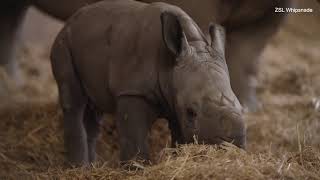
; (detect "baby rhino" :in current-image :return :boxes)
[51,0,245,165]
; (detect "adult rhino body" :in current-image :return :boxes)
[51,0,245,165]
[0,0,99,77]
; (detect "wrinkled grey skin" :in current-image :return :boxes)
[51,0,245,165]
[148,0,293,111]
[1,0,292,111]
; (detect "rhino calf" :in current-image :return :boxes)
[51,0,245,165]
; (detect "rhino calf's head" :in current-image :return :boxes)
[161,12,246,148]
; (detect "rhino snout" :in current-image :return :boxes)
[220,110,246,149]
[197,108,246,149]
[231,134,246,149]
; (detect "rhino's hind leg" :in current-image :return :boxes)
[62,103,89,165]
[83,104,102,163]
[225,3,289,111]
[115,97,156,163]
[56,69,89,165]
[51,37,89,165]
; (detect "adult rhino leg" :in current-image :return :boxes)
[225,4,289,111]
[0,2,28,82]
[32,0,100,20]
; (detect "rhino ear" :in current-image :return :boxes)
[209,23,226,55]
[161,11,189,57]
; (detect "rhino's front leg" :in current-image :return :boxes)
[168,119,184,147]
[115,96,156,162]
[226,5,288,111]
[226,29,263,111]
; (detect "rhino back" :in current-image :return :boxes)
[63,0,174,111]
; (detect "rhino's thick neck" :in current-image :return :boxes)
[156,59,176,120]
[157,59,185,144]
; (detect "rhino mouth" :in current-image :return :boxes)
[217,136,246,149]
[198,135,246,149]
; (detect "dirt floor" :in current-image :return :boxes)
[0,1,319,179]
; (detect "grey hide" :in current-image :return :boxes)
[51,0,245,165]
